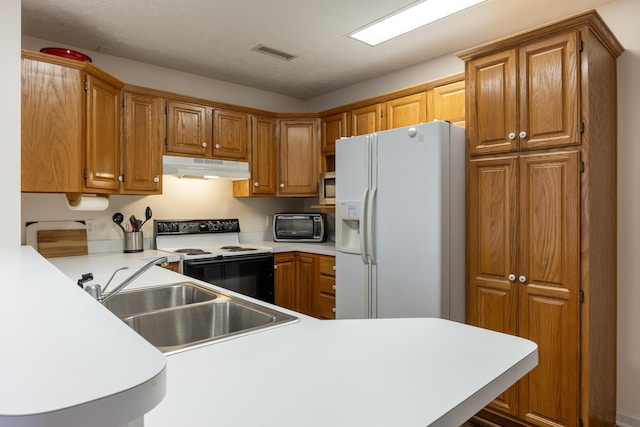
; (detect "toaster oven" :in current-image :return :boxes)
[273,214,326,242]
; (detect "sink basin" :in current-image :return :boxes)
[104,282,219,318]
[104,282,298,354]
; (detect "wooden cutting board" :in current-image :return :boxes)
[36,229,88,258]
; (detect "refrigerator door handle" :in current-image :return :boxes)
[359,188,369,264]
[366,186,377,265]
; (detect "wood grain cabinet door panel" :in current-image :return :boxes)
[519,32,580,151]
[385,92,426,129]
[166,101,209,156]
[250,115,277,195]
[467,49,518,156]
[467,155,519,416]
[122,92,163,193]
[85,74,121,191]
[213,109,248,161]
[517,151,580,427]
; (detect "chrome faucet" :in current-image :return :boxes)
[84,256,169,303]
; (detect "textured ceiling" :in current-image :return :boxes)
[21,0,616,100]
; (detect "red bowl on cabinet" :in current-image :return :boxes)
[39,47,92,63]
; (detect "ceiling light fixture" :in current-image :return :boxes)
[349,0,487,46]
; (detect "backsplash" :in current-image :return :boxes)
[21,175,316,245]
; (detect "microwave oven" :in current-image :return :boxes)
[319,172,336,205]
[273,213,326,242]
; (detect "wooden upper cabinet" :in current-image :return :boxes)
[213,109,248,161]
[519,32,580,151]
[467,49,518,155]
[250,115,276,195]
[351,104,384,136]
[165,100,210,156]
[277,119,320,196]
[122,92,164,194]
[385,92,426,129]
[467,31,580,156]
[427,80,466,127]
[322,112,348,154]
[21,57,84,193]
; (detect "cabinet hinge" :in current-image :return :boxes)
[580,122,585,134]
[83,169,88,179]
[579,290,584,303]
[580,161,585,173]
[165,105,168,115]
[579,40,584,52]
[83,80,88,91]
[380,109,384,118]
[122,97,125,108]
[164,137,168,146]
[579,418,583,427]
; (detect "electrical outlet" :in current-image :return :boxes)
[85,219,95,236]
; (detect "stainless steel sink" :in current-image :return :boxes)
[104,282,298,354]
[104,282,219,318]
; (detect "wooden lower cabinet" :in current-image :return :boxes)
[273,252,335,319]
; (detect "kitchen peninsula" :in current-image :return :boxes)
[1,246,537,427]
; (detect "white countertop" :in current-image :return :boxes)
[4,246,537,427]
[0,246,167,427]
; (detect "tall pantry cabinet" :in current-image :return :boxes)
[458,11,622,427]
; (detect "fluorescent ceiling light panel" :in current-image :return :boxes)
[349,0,487,46]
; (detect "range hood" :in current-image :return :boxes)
[162,155,250,180]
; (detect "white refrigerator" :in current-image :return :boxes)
[335,121,465,321]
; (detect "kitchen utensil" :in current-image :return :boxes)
[129,215,138,232]
[140,207,152,229]
[113,213,126,233]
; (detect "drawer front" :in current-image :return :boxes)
[318,256,335,276]
[318,274,335,295]
[318,293,336,319]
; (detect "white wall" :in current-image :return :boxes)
[0,0,21,247]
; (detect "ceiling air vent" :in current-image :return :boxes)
[252,44,297,61]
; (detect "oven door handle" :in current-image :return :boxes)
[184,253,273,266]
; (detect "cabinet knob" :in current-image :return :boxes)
[153,176,160,183]
[508,132,516,140]
[519,131,528,139]
[201,142,207,147]
[332,285,336,291]
[519,275,527,283]
[280,183,285,188]
[254,182,260,187]
[332,308,336,313]
[508,274,516,281]
[215,143,221,149]
[332,265,336,271]
[273,265,278,270]
[118,175,124,182]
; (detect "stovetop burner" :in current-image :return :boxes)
[174,248,212,255]
[220,246,257,252]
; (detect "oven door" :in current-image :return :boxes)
[182,253,275,303]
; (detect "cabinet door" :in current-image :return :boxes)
[21,58,84,193]
[122,92,163,193]
[85,74,121,191]
[467,155,519,416]
[296,254,315,316]
[213,109,248,160]
[467,49,518,156]
[385,92,426,129]
[322,112,348,154]
[274,253,297,311]
[277,119,319,196]
[519,32,580,151]
[166,101,209,156]
[315,255,336,319]
[250,115,276,195]
[427,80,466,127]
[517,151,580,427]
[351,104,384,136]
